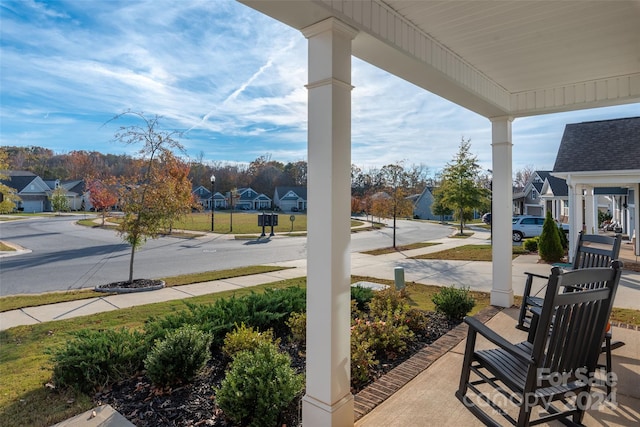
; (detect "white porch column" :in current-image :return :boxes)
[490,117,514,307]
[584,186,596,234]
[301,18,357,427]
[634,184,640,256]
[567,178,584,262]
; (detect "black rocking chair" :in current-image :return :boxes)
[456,261,623,427]
[517,231,622,331]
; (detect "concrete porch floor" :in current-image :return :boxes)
[355,307,639,427]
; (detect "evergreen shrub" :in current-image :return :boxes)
[51,328,145,393]
[221,323,278,359]
[538,211,564,262]
[215,342,303,427]
[523,236,539,252]
[144,286,305,351]
[350,285,374,311]
[144,325,211,387]
[432,285,475,321]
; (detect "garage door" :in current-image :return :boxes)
[21,200,43,213]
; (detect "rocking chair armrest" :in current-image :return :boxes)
[522,271,551,299]
[464,317,533,363]
[524,272,550,281]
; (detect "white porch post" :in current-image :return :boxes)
[568,178,584,262]
[634,184,640,256]
[490,117,514,307]
[584,186,596,234]
[301,18,357,427]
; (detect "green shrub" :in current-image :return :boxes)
[404,308,430,334]
[51,328,145,393]
[523,236,539,252]
[351,315,413,361]
[557,224,569,250]
[144,286,306,351]
[222,323,278,359]
[350,285,374,311]
[351,336,378,388]
[368,287,407,319]
[538,211,564,262]
[216,342,303,427]
[432,285,475,321]
[286,312,306,345]
[144,325,211,387]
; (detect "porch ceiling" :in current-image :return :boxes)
[239,0,640,118]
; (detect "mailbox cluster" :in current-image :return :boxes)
[258,212,279,237]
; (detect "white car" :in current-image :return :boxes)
[512,215,569,242]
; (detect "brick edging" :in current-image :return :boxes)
[609,320,640,331]
[353,305,503,420]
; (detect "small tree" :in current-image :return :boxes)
[431,195,453,223]
[86,177,118,226]
[380,163,414,247]
[538,211,564,262]
[110,112,188,283]
[435,138,487,235]
[0,149,21,213]
[49,186,69,214]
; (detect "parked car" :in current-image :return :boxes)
[512,215,569,242]
[482,213,491,224]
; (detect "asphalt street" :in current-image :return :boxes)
[0,215,451,295]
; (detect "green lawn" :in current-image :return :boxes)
[412,244,528,261]
[85,212,365,235]
[0,266,290,313]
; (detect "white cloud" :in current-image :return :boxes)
[1,0,638,176]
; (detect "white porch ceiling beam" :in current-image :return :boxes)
[511,73,640,117]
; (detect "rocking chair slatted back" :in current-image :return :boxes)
[573,233,623,270]
[533,265,621,385]
[517,232,622,330]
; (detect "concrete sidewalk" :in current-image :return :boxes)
[2,227,640,331]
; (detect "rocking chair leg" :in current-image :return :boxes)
[517,396,533,427]
[456,328,477,399]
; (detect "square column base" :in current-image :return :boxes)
[302,393,354,427]
[491,289,514,308]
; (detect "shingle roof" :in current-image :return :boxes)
[0,171,37,192]
[275,186,307,200]
[553,117,640,173]
[545,175,568,197]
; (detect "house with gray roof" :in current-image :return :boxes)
[412,186,454,220]
[234,188,272,211]
[0,171,50,212]
[513,171,551,217]
[273,186,307,212]
[539,173,569,221]
[552,116,639,258]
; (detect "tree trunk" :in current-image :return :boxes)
[393,206,397,248]
[128,245,136,283]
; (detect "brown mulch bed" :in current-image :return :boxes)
[95,312,457,426]
[94,279,164,293]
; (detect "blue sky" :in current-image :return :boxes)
[1,0,638,175]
